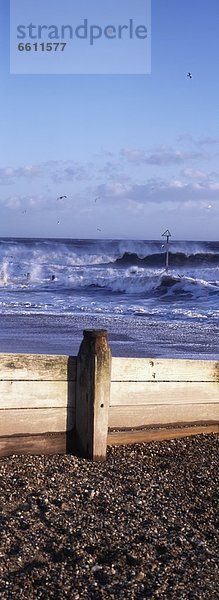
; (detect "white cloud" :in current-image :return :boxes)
[5,196,21,209]
[120,147,208,166]
[95,176,219,209]
[98,182,131,197]
[168,179,186,188]
[181,168,208,180]
[207,182,219,190]
[0,165,40,183]
[120,147,147,162]
[0,160,90,186]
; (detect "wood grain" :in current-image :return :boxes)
[0,431,76,457]
[108,404,219,429]
[0,380,75,408]
[0,408,75,435]
[111,357,219,382]
[0,354,76,380]
[76,330,111,460]
[110,381,219,406]
[108,424,219,445]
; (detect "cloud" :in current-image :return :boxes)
[196,136,219,146]
[97,181,132,198]
[0,165,40,183]
[181,168,208,180]
[51,164,88,183]
[177,134,219,147]
[120,147,208,166]
[96,176,219,208]
[1,190,85,213]
[146,150,207,165]
[0,160,90,186]
[97,162,133,186]
[94,150,114,158]
[120,148,147,163]
[5,196,22,210]
[3,194,45,211]
[176,134,194,144]
[0,168,14,178]
[208,182,219,190]
[98,161,121,176]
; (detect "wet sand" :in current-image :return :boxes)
[0,313,218,359]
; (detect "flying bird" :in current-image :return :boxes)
[57,195,67,200]
[94,196,101,203]
[187,72,192,79]
[97,227,101,232]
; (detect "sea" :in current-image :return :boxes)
[0,237,218,359]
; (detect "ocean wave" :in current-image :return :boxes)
[0,238,218,269]
[85,272,219,299]
[0,266,218,302]
[114,251,219,268]
[0,238,218,304]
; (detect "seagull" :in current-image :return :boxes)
[57,220,60,225]
[97,227,101,232]
[94,196,101,203]
[187,72,192,79]
[57,195,67,200]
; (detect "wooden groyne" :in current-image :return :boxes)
[0,330,218,459]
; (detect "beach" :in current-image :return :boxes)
[0,237,218,598]
[0,434,218,599]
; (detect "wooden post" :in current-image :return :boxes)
[76,329,112,460]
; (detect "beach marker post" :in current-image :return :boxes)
[162,229,171,272]
[76,329,112,460]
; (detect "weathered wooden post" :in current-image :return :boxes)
[76,329,112,460]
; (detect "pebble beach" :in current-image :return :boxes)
[0,433,218,599]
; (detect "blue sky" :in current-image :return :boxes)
[0,0,219,239]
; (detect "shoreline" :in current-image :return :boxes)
[0,312,218,359]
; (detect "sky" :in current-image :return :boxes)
[0,0,219,240]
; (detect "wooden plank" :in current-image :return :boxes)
[0,408,75,435]
[0,354,76,381]
[0,381,75,408]
[76,330,111,460]
[0,431,76,457]
[109,404,219,429]
[108,424,219,446]
[111,357,219,382]
[110,381,219,406]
